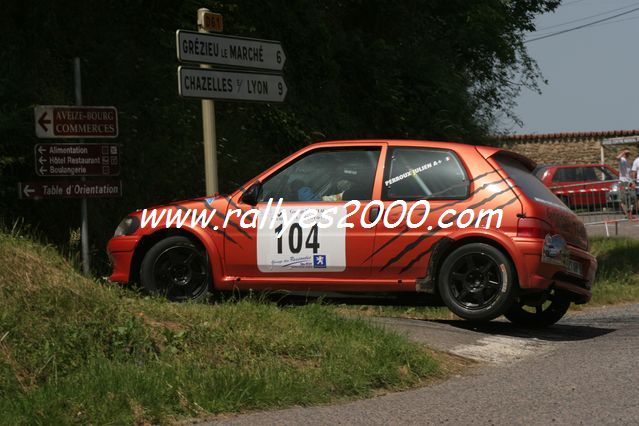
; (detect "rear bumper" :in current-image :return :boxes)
[514,237,596,303]
[106,236,141,283]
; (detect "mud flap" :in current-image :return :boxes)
[416,237,454,293]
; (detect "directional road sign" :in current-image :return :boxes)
[18,180,123,200]
[34,143,120,177]
[34,105,118,139]
[178,66,287,102]
[602,136,639,146]
[176,30,286,71]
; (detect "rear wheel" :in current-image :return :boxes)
[140,236,211,302]
[505,288,571,328]
[437,243,517,321]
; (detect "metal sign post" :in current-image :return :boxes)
[177,10,287,195]
[198,8,218,195]
[74,57,90,275]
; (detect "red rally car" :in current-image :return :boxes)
[108,140,597,327]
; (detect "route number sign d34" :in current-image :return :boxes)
[199,11,223,32]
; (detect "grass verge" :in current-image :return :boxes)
[0,231,439,424]
[587,237,639,306]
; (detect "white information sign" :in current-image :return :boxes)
[178,66,287,102]
[176,30,286,71]
[257,206,346,273]
[602,135,639,146]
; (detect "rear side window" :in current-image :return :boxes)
[383,147,469,200]
[533,166,547,180]
[496,154,569,211]
[552,166,616,183]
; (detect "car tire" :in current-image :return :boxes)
[139,236,211,302]
[437,243,517,321]
[504,288,571,328]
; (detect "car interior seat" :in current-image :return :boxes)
[341,163,374,201]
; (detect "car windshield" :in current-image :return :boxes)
[495,154,570,211]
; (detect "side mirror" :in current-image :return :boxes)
[240,181,262,206]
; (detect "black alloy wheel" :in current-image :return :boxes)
[140,236,210,302]
[504,287,571,328]
[438,243,516,321]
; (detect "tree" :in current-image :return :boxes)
[0,0,560,272]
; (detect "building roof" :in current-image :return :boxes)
[497,129,639,143]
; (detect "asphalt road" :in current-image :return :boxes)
[208,304,639,425]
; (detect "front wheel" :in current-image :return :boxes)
[437,243,517,321]
[505,288,571,328]
[140,236,211,302]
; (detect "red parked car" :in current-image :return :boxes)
[108,140,597,327]
[534,164,619,208]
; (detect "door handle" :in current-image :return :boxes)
[369,206,380,223]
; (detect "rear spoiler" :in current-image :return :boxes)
[474,145,537,171]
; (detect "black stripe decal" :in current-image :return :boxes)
[223,194,243,211]
[364,176,510,263]
[380,187,517,271]
[398,196,520,273]
[201,200,253,240]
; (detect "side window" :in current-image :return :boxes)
[581,167,598,182]
[552,168,578,183]
[382,147,469,200]
[551,169,563,183]
[259,148,381,202]
[595,166,616,181]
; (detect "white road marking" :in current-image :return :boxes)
[450,335,553,364]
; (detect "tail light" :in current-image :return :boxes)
[517,217,553,238]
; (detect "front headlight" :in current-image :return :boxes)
[114,216,140,237]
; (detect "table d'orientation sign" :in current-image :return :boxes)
[18,180,123,200]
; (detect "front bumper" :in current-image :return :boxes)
[106,235,141,283]
[514,237,596,303]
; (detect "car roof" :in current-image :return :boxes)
[308,139,470,148]
[305,139,535,169]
